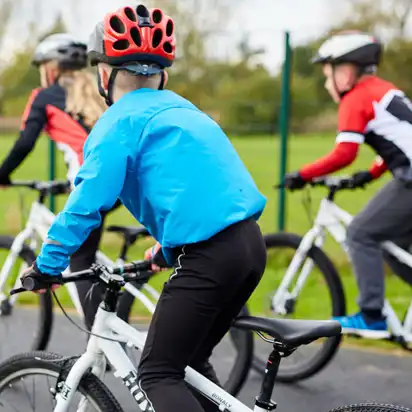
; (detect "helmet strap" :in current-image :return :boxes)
[158,71,165,90]
[107,69,119,106]
[97,69,119,107]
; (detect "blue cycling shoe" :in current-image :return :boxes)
[333,312,389,338]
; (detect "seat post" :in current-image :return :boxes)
[255,343,295,411]
[255,349,280,411]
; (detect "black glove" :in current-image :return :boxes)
[283,171,307,190]
[0,175,11,185]
[152,247,169,268]
[348,170,373,189]
[20,262,63,292]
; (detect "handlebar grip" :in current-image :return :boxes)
[121,260,152,273]
[21,275,45,291]
[21,274,63,291]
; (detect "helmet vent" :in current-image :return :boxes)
[113,39,130,50]
[166,19,174,36]
[152,29,163,48]
[124,7,137,22]
[136,4,150,18]
[110,16,126,34]
[163,42,172,53]
[130,27,142,47]
[152,9,163,24]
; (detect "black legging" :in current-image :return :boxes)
[70,200,121,330]
[138,219,266,412]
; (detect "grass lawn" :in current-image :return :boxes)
[0,133,411,350]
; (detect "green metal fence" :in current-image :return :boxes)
[277,32,292,232]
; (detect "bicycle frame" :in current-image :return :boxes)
[53,306,252,412]
[0,200,159,317]
[0,201,53,304]
[272,197,412,343]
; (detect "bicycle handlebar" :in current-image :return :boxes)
[310,176,353,189]
[8,180,71,194]
[275,175,354,191]
[10,260,153,295]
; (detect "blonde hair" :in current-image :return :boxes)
[43,61,106,128]
[63,71,107,128]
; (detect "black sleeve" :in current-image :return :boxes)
[0,89,47,184]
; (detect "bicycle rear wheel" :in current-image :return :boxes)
[0,236,53,358]
[252,232,345,382]
[0,351,123,412]
[118,287,253,396]
[329,404,412,412]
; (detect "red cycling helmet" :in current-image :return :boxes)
[88,4,175,106]
[88,4,176,71]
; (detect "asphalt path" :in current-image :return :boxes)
[0,308,411,411]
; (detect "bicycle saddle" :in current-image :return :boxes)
[106,225,151,241]
[233,316,341,347]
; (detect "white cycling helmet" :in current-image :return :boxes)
[311,31,382,71]
[32,33,87,70]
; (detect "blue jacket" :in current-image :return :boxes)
[36,89,266,274]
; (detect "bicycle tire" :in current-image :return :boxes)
[0,351,124,412]
[252,232,345,382]
[0,235,53,351]
[118,287,254,396]
[329,403,412,412]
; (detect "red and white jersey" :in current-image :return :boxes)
[300,76,412,180]
[0,83,90,185]
[337,76,412,170]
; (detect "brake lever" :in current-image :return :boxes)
[10,287,26,296]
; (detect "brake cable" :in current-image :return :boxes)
[301,186,314,226]
[52,289,128,344]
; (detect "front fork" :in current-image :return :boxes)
[271,228,324,315]
[0,228,34,310]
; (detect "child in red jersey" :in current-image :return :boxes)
[285,31,412,336]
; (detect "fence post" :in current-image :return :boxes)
[49,140,56,212]
[277,31,292,232]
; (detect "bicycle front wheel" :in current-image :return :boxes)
[252,232,345,382]
[0,236,53,358]
[329,404,412,412]
[0,351,123,412]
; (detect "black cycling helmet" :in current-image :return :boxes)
[32,33,88,70]
[311,31,382,73]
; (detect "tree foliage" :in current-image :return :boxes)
[3,0,412,134]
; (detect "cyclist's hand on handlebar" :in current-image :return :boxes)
[20,263,63,294]
[144,242,168,272]
[283,171,307,191]
[347,170,373,189]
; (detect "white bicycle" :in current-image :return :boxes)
[0,180,252,395]
[252,176,412,383]
[0,262,409,412]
